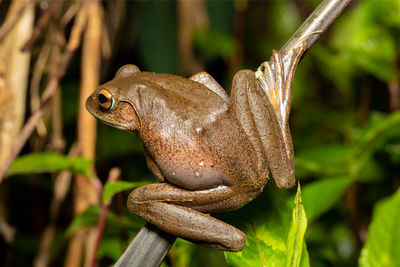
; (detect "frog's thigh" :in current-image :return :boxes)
[231,70,295,188]
[128,183,234,210]
[245,76,295,188]
[189,72,230,103]
[127,183,245,251]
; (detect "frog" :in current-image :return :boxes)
[86,42,307,252]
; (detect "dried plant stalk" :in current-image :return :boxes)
[0,0,34,42]
[34,145,79,267]
[178,0,208,75]
[0,0,33,256]
[0,0,86,182]
[0,0,34,172]
[65,0,102,266]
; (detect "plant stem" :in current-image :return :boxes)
[114,223,176,267]
[281,0,351,53]
[0,9,86,183]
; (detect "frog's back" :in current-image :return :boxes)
[133,72,228,116]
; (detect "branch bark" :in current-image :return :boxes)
[115,0,352,266]
[115,223,176,267]
[65,0,102,266]
[280,0,351,53]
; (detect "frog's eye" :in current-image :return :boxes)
[97,89,115,110]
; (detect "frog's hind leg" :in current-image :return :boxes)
[231,70,295,188]
[255,42,307,157]
[127,183,246,251]
[256,42,307,126]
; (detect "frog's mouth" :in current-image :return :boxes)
[98,118,128,131]
[86,105,129,131]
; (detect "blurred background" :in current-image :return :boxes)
[0,0,399,266]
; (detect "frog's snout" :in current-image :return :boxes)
[85,93,95,111]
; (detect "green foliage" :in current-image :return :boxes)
[102,180,152,204]
[359,188,400,267]
[302,177,352,223]
[135,0,179,74]
[350,111,400,176]
[98,237,124,261]
[193,27,236,59]
[224,186,309,267]
[314,0,399,84]
[7,152,92,177]
[286,186,308,267]
[66,205,142,237]
[295,145,350,177]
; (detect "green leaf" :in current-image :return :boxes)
[66,205,141,237]
[193,27,235,59]
[329,0,396,82]
[223,186,309,267]
[172,239,196,267]
[295,145,350,178]
[66,206,100,236]
[302,177,352,223]
[103,180,152,204]
[98,237,123,261]
[286,185,308,267]
[359,188,400,267]
[136,0,178,74]
[351,111,400,176]
[7,152,92,177]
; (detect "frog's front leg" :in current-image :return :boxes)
[127,183,246,251]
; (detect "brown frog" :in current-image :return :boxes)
[86,43,306,252]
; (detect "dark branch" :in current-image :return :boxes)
[281,0,351,53]
[114,224,176,267]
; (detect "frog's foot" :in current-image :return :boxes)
[255,41,307,152]
[127,183,246,252]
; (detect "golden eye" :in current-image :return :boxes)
[97,89,115,110]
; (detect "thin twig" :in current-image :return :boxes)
[22,0,63,51]
[389,80,400,111]
[115,0,352,266]
[115,224,176,267]
[0,8,87,183]
[30,40,51,137]
[67,1,102,265]
[0,213,16,243]
[34,144,79,267]
[0,0,35,42]
[280,0,351,53]
[90,168,121,267]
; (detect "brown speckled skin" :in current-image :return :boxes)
[86,46,306,252]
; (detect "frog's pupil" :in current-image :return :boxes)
[98,94,108,104]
